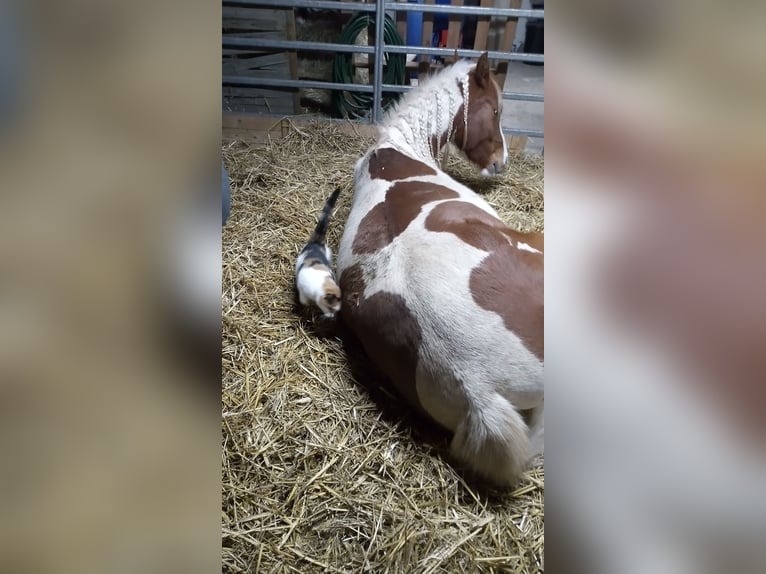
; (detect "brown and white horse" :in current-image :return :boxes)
[337,53,543,486]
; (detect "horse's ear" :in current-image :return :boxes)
[475,52,490,88]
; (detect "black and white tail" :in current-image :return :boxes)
[308,187,341,245]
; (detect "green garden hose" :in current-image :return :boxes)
[332,13,406,119]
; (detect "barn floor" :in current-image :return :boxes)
[222,124,544,573]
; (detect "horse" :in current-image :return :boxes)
[336,53,544,486]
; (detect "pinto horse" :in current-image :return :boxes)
[337,53,543,486]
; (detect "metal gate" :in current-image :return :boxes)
[223,0,544,143]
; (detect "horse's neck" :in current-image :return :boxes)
[379,83,463,167]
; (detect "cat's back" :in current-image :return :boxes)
[295,241,332,275]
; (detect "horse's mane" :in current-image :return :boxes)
[377,59,476,165]
[381,59,475,128]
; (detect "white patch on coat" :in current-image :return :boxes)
[517,241,542,254]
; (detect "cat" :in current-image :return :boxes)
[295,187,342,318]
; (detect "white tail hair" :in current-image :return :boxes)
[450,392,530,486]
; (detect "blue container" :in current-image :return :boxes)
[405,0,423,48]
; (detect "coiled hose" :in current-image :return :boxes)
[332,13,406,119]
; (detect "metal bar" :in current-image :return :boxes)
[222,36,542,63]
[223,75,377,92]
[383,45,544,62]
[223,37,375,54]
[384,2,543,18]
[379,84,543,103]
[223,0,542,18]
[503,127,544,138]
[223,0,375,12]
[223,76,544,106]
[502,91,544,102]
[372,0,385,123]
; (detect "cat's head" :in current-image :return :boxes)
[318,280,342,317]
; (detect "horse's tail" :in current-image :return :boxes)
[451,391,530,486]
[309,187,341,245]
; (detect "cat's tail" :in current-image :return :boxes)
[450,391,530,486]
[309,187,341,244]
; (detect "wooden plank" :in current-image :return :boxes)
[500,3,520,52]
[223,104,294,116]
[223,91,295,116]
[223,55,291,76]
[222,51,289,62]
[419,0,435,76]
[473,0,493,51]
[223,51,289,68]
[222,62,291,76]
[285,8,300,114]
[223,86,292,95]
[395,0,407,40]
[445,0,463,64]
[222,21,287,33]
[223,7,288,24]
[221,22,285,31]
[223,103,294,116]
[222,31,290,41]
[494,0,521,86]
[223,94,297,107]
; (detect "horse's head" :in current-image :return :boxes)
[453,53,508,176]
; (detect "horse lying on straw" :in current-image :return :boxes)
[337,53,543,486]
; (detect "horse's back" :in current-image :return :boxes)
[340,147,542,381]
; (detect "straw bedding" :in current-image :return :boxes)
[222,123,544,573]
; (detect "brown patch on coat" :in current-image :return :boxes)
[450,53,506,171]
[470,247,544,360]
[424,199,508,251]
[352,182,459,255]
[369,147,437,181]
[425,200,544,360]
[339,264,424,409]
[385,181,459,237]
[351,202,391,255]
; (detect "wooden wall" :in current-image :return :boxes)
[222,6,297,115]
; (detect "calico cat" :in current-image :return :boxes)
[295,187,342,318]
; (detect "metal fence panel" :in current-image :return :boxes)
[222,0,544,140]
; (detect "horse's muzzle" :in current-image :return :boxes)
[481,160,507,177]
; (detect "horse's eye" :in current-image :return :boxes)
[493,109,498,116]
